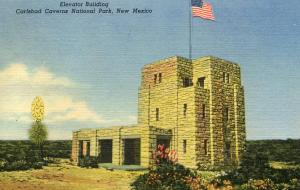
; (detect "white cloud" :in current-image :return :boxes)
[0,63,75,87]
[46,97,108,124]
[126,115,137,124]
[107,115,137,126]
[0,63,107,125]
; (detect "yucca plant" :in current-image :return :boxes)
[29,121,48,159]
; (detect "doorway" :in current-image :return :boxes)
[157,139,170,149]
[99,139,113,163]
[157,135,171,149]
[123,138,141,165]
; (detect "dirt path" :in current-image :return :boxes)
[0,161,144,190]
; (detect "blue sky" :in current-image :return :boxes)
[0,0,299,140]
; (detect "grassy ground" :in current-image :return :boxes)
[2,159,298,190]
[0,159,144,190]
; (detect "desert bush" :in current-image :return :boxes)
[275,179,300,190]
[31,161,44,169]
[239,179,276,190]
[220,146,300,185]
[220,148,272,184]
[197,163,215,171]
[238,178,300,190]
[4,160,30,171]
[45,157,61,164]
[78,156,98,168]
[0,140,71,171]
[268,168,300,184]
[0,147,45,171]
[206,179,234,190]
[3,158,45,171]
[246,139,300,164]
[196,163,232,172]
[0,158,7,171]
[0,140,72,159]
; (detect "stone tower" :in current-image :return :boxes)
[138,56,246,167]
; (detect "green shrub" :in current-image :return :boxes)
[0,140,72,160]
[246,139,300,164]
[238,178,300,190]
[196,163,232,171]
[281,178,300,190]
[3,157,45,171]
[0,159,7,171]
[45,157,60,164]
[221,147,300,185]
[31,161,44,169]
[239,179,276,190]
[197,163,215,171]
[4,160,30,171]
[268,168,300,184]
[221,150,271,184]
[0,146,46,171]
[78,156,98,168]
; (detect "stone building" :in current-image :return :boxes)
[71,55,246,168]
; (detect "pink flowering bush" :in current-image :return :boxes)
[131,144,208,190]
[152,144,178,165]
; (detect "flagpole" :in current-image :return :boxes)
[189,0,192,60]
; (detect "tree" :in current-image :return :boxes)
[29,96,48,159]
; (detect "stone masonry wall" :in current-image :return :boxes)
[235,85,246,163]
[71,131,79,162]
[193,58,212,165]
[199,57,244,166]
[138,57,179,131]
[195,87,210,165]
[177,87,196,167]
[176,57,197,167]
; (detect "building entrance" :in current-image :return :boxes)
[157,135,171,149]
[123,138,141,165]
[99,139,113,163]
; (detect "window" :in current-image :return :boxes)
[226,73,230,83]
[158,73,162,83]
[183,104,187,117]
[202,104,206,118]
[198,77,205,88]
[183,77,193,87]
[156,108,160,121]
[183,140,187,154]
[204,139,208,155]
[224,107,229,122]
[225,142,231,160]
[154,74,157,84]
[223,73,230,84]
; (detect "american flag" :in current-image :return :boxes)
[192,1,215,21]
[191,0,203,7]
